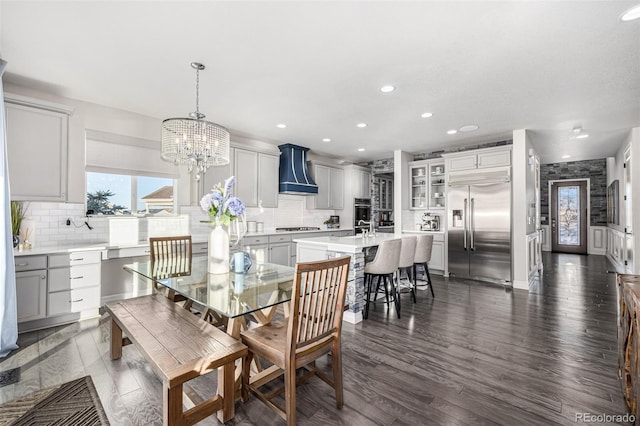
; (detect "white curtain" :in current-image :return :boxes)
[0,58,19,357]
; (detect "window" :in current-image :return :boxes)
[86,172,174,215]
[84,129,180,216]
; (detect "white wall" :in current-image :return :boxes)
[394,150,411,231]
[608,127,640,274]
[512,129,538,290]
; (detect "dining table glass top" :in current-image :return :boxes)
[124,257,295,319]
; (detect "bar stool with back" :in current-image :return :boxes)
[413,234,435,297]
[397,236,418,303]
[363,238,402,319]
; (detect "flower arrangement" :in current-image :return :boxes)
[200,176,246,226]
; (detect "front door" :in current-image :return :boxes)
[551,180,588,254]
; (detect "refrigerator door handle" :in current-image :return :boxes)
[463,198,468,250]
[470,198,475,251]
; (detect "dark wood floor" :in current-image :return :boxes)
[0,253,630,425]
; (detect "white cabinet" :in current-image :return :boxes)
[354,169,371,199]
[308,164,344,210]
[16,269,47,322]
[5,95,72,201]
[444,147,511,172]
[409,160,445,209]
[47,251,101,317]
[201,148,234,197]
[378,177,393,211]
[258,153,279,208]
[242,235,270,265]
[269,242,292,266]
[430,241,445,271]
[234,148,279,208]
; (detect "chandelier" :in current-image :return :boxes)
[161,62,230,181]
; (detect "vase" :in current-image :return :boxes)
[12,235,19,248]
[209,224,230,274]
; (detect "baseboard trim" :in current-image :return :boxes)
[343,310,363,324]
[513,279,529,290]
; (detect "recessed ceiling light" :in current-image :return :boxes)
[380,85,395,93]
[276,124,287,129]
[421,112,433,118]
[621,4,640,21]
[459,125,479,132]
[571,126,589,139]
[561,155,571,159]
[322,138,331,142]
[447,130,457,135]
[357,148,365,152]
[575,133,589,139]
[356,123,367,128]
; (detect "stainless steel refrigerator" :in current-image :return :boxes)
[447,168,512,284]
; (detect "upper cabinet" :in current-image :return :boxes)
[234,148,279,208]
[444,146,511,172]
[5,94,72,201]
[307,163,344,210]
[377,176,393,211]
[409,160,445,210]
[353,168,371,199]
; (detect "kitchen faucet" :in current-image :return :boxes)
[358,219,374,234]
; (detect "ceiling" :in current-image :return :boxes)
[1,1,639,164]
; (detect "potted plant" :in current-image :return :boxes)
[10,201,26,248]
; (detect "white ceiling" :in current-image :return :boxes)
[1,1,639,164]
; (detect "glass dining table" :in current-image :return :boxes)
[124,257,297,410]
[124,257,296,337]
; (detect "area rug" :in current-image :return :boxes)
[0,375,109,425]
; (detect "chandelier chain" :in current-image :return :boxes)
[195,67,200,117]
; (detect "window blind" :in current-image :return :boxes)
[85,129,180,179]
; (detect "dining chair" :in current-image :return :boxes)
[149,235,193,309]
[240,255,351,426]
[413,234,435,297]
[396,236,418,303]
[363,238,402,319]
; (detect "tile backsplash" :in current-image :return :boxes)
[21,194,337,247]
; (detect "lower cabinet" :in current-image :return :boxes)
[15,250,102,331]
[430,240,445,271]
[15,269,47,322]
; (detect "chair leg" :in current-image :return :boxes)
[408,267,417,303]
[390,273,401,318]
[364,274,371,319]
[242,351,253,402]
[285,361,297,426]
[331,341,344,409]
[383,275,390,308]
[425,263,434,297]
[374,275,382,302]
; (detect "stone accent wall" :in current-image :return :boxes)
[540,159,607,226]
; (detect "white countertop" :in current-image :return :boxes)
[293,233,403,253]
[402,229,445,234]
[13,227,354,257]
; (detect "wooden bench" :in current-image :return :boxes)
[104,294,247,425]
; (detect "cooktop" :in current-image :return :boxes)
[275,227,321,232]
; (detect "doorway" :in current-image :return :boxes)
[550,180,588,254]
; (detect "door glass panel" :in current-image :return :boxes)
[557,186,580,245]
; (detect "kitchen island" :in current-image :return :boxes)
[293,233,402,324]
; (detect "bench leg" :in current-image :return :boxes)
[110,319,123,360]
[217,362,236,423]
[164,383,183,426]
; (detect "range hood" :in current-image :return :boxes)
[278,144,318,195]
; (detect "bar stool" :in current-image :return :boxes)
[364,238,402,319]
[396,236,418,303]
[413,234,435,297]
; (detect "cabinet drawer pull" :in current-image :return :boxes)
[144,250,150,254]
[70,298,84,303]
[200,247,207,250]
[70,258,84,262]
[70,276,84,280]
[16,263,28,267]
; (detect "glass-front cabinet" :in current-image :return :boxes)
[409,160,445,210]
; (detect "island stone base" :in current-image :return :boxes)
[327,249,365,324]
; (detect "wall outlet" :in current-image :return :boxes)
[66,218,71,226]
